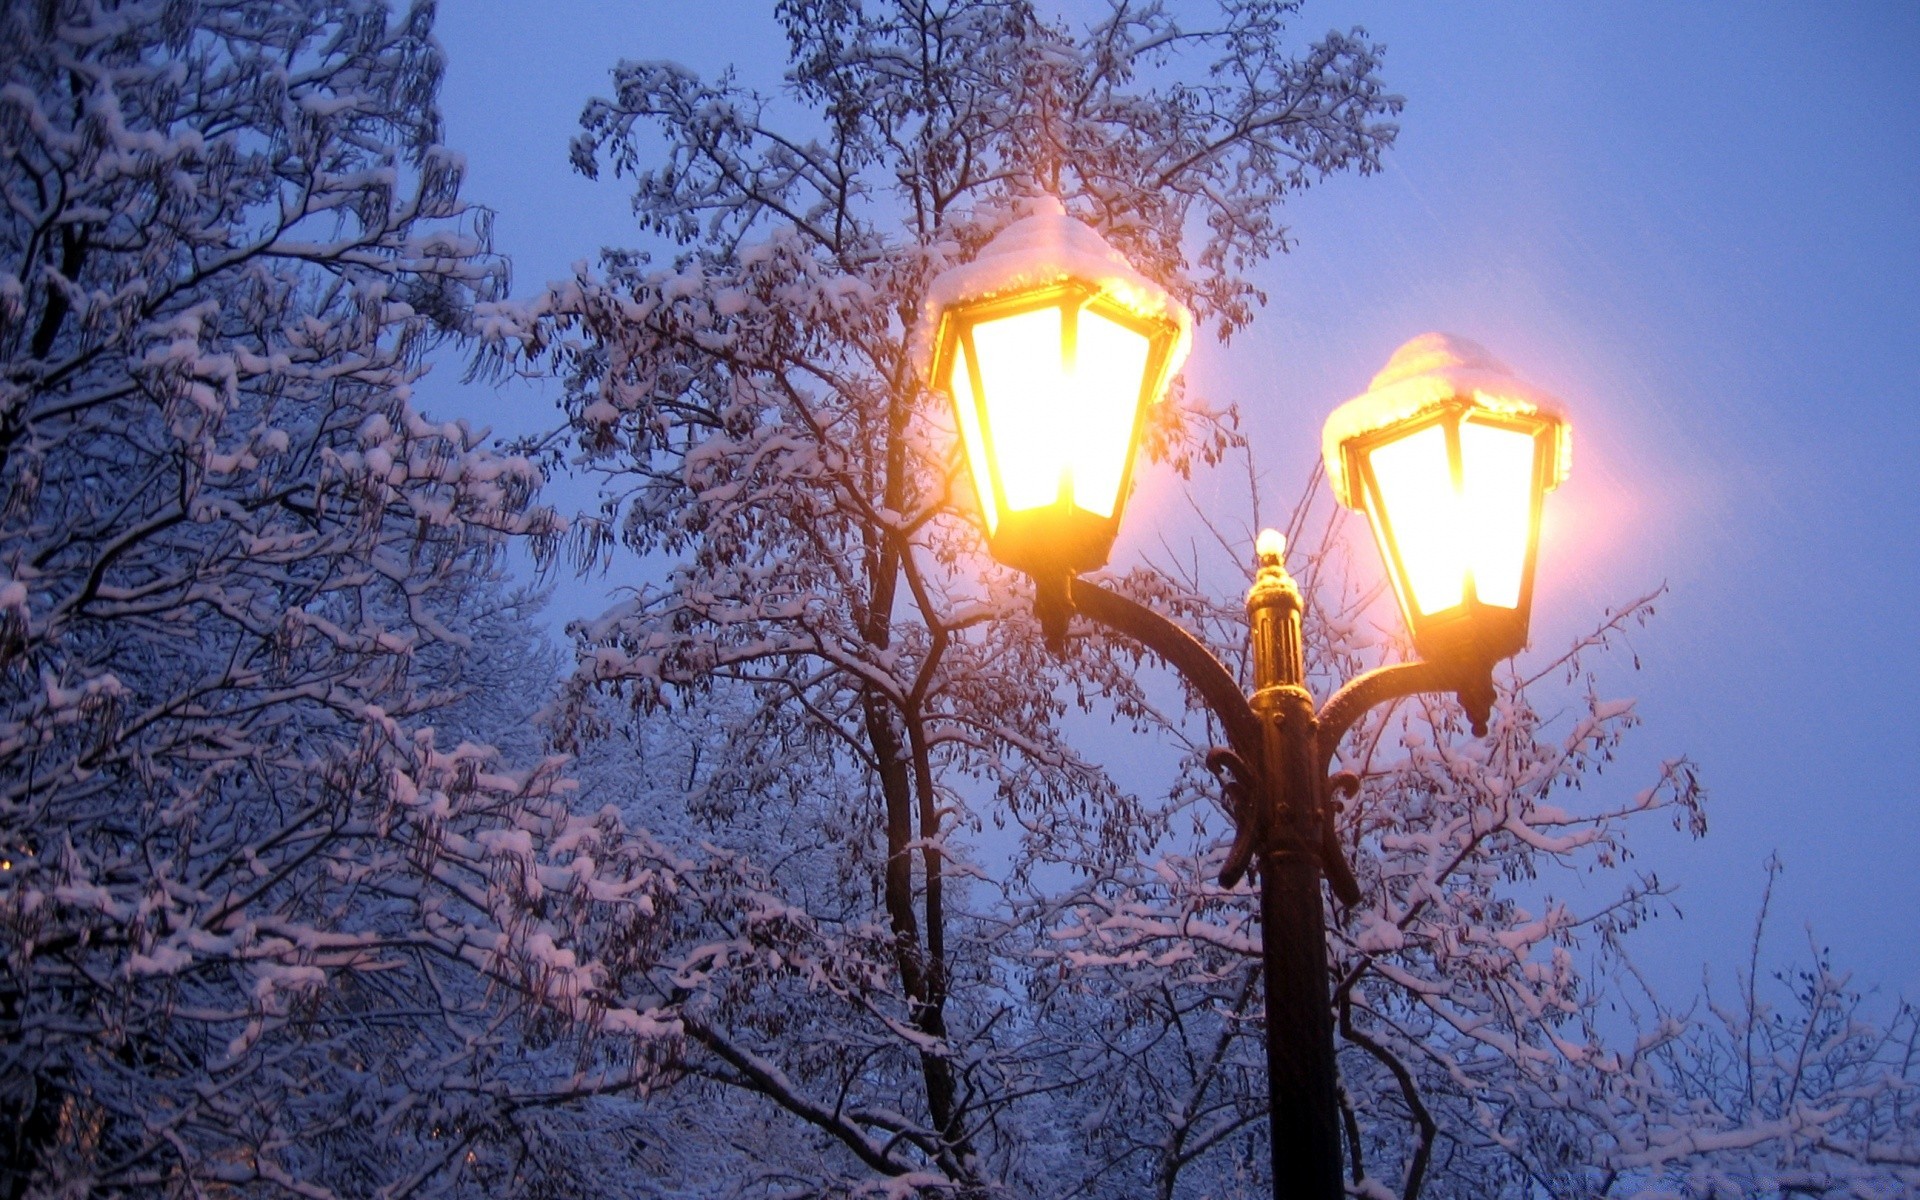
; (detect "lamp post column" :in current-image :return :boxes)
[1246,538,1345,1199]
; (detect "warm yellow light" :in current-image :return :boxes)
[1365,419,1542,621]
[1070,309,1151,518]
[1324,334,1569,665]
[1459,418,1538,609]
[918,201,1193,580]
[948,344,998,533]
[959,304,1153,522]
[1366,424,1464,617]
[970,306,1069,512]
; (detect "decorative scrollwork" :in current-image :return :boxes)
[1327,772,1362,808]
[1206,747,1263,888]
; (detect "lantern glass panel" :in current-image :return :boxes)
[969,306,1068,513]
[1459,418,1538,609]
[1069,308,1152,519]
[1367,423,1465,617]
[948,344,998,532]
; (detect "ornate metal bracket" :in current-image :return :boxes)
[1054,578,1498,910]
[1065,580,1366,904]
[1206,747,1262,890]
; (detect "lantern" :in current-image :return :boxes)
[916,197,1191,580]
[1322,334,1571,664]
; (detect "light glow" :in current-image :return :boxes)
[1366,419,1540,619]
[1460,419,1537,608]
[961,304,1152,520]
[969,307,1067,513]
[1070,309,1151,518]
[1366,424,1465,616]
[1322,336,1568,664]
[948,345,998,532]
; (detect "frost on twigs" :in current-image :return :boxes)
[490,0,1908,1196]
[0,4,677,1195]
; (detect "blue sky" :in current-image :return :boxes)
[418,1,1920,998]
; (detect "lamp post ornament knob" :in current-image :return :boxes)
[1247,529,1305,692]
[1255,527,1286,569]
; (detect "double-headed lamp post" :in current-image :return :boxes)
[917,201,1570,1199]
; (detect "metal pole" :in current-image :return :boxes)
[1246,537,1345,1199]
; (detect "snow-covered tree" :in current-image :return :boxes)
[478,1,1916,1197]
[0,4,681,1195]
[1032,526,1708,1198]
[487,0,1403,1192]
[1477,858,1920,1199]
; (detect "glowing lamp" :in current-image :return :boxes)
[916,198,1191,579]
[1322,334,1571,664]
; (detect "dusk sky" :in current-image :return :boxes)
[418,1,1920,1000]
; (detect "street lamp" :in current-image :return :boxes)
[918,195,1191,642]
[1323,333,1570,667]
[920,205,1571,1200]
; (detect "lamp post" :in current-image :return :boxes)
[919,203,1570,1199]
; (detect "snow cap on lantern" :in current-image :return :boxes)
[917,196,1194,578]
[1321,333,1570,509]
[1321,333,1572,665]
[911,195,1192,382]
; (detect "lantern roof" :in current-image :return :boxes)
[911,195,1193,385]
[1321,333,1572,508]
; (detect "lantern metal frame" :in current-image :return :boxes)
[1337,397,1565,666]
[928,281,1186,583]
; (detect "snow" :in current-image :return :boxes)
[1354,912,1408,953]
[1320,332,1574,507]
[12,1,1905,1194]
[910,195,1193,385]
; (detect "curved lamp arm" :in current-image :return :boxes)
[1066,578,1263,767]
[1315,659,1496,782]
